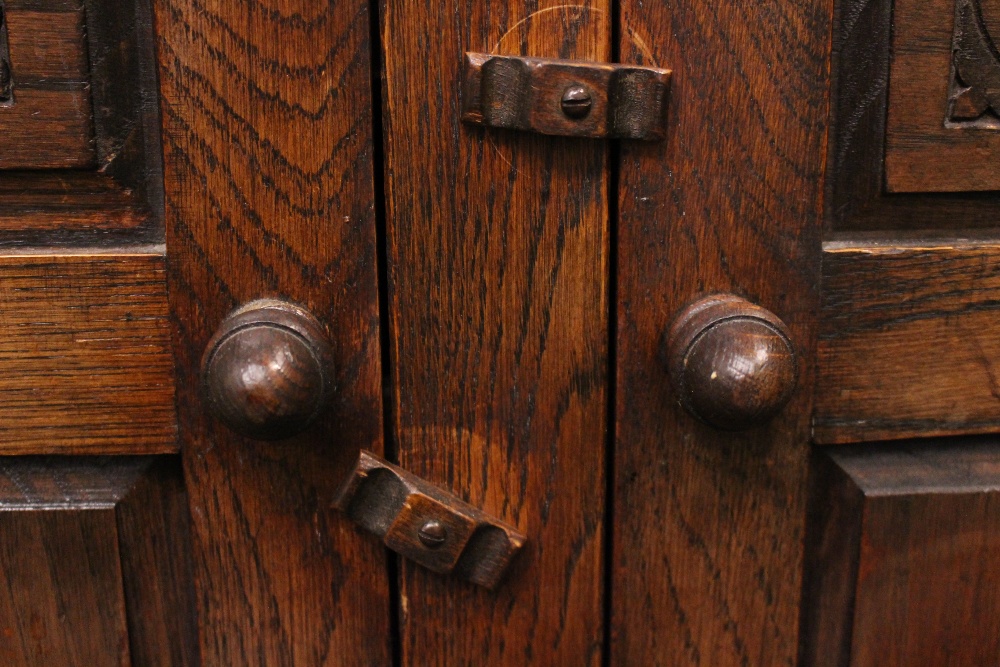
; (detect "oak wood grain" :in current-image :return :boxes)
[0,508,130,665]
[381,2,609,664]
[803,440,1000,667]
[828,0,1000,231]
[816,242,1000,444]
[0,252,175,454]
[0,457,197,666]
[611,0,828,664]
[155,0,391,662]
[0,2,95,168]
[0,172,145,234]
[884,0,1000,192]
[116,457,199,667]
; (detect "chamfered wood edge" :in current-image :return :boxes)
[799,449,864,667]
[801,438,1000,663]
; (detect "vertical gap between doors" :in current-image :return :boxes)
[366,0,402,665]
[602,4,622,666]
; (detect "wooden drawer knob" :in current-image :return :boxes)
[201,299,333,440]
[666,294,797,430]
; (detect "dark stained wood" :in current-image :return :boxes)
[0,509,130,665]
[82,0,165,226]
[462,53,671,140]
[0,0,163,240]
[201,300,335,440]
[884,0,1000,192]
[335,451,527,589]
[382,2,609,664]
[0,457,197,666]
[116,457,199,667]
[828,0,1000,231]
[803,439,1000,667]
[611,0,827,664]
[666,294,798,431]
[0,172,145,234]
[155,0,392,662]
[0,252,176,454]
[815,241,1000,444]
[0,1,95,168]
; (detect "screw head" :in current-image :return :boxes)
[417,520,447,549]
[560,84,593,119]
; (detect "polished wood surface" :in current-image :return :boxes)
[884,0,1000,192]
[827,0,1000,231]
[382,2,609,664]
[0,173,146,234]
[667,294,797,431]
[0,252,175,454]
[201,300,334,440]
[0,0,94,169]
[611,0,827,663]
[155,0,391,662]
[803,439,1000,667]
[815,241,1000,444]
[0,457,196,666]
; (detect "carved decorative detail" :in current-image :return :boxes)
[949,0,1000,126]
[0,1,11,105]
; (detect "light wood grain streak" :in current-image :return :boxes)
[816,244,1000,443]
[0,253,176,454]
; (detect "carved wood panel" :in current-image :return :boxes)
[884,0,1000,192]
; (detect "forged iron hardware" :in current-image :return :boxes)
[334,451,527,589]
[462,53,671,140]
[666,294,797,431]
[201,299,334,440]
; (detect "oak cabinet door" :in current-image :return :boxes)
[5,0,1000,664]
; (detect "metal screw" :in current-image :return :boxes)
[417,520,447,549]
[560,84,593,119]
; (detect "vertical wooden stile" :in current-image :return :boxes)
[155,0,392,663]
[380,1,611,664]
[611,0,829,664]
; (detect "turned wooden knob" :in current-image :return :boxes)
[201,299,333,440]
[666,294,797,431]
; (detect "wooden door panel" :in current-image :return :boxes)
[381,2,609,664]
[155,0,391,663]
[610,0,828,664]
[803,440,1000,667]
[0,457,197,666]
[0,0,95,169]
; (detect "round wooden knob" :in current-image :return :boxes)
[201,299,333,440]
[666,294,797,431]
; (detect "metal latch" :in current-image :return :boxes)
[461,53,671,140]
[334,451,527,589]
